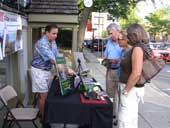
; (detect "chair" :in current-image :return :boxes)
[0,85,39,128]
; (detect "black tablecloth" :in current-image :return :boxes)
[44,77,113,128]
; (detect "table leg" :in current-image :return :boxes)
[63,123,66,128]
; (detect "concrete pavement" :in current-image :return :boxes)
[83,48,170,128]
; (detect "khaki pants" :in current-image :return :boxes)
[106,69,119,116]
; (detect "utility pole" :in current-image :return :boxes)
[98,11,100,53]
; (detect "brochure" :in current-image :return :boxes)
[56,56,72,96]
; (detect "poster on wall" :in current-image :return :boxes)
[4,29,22,56]
[4,10,22,30]
[4,29,16,56]
[4,10,22,56]
[15,29,22,52]
[4,29,23,56]
[0,9,22,57]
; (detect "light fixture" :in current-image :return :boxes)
[83,0,93,8]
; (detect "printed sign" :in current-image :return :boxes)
[56,57,66,64]
[60,79,72,96]
[0,9,23,58]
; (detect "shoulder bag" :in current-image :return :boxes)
[137,50,165,85]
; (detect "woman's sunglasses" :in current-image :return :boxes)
[118,35,125,40]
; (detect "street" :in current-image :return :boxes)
[152,63,170,95]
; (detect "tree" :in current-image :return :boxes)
[145,6,170,41]
[101,30,107,38]
[119,7,142,30]
[77,0,93,51]
[77,0,143,51]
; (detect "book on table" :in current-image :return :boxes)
[56,56,72,96]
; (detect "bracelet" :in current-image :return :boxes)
[122,89,128,96]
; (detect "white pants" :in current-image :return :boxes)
[118,83,144,128]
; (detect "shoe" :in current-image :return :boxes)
[113,120,118,126]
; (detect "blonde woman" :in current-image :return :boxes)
[118,24,152,128]
[118,31,132,51]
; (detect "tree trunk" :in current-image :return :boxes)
[78,7,93,52]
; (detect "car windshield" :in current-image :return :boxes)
[164,43,170,49]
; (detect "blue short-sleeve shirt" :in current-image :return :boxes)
[31,35,59,71]
[104,38,123,68]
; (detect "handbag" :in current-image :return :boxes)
[137,54,165,85]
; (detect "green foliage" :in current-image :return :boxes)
[101,30,107,38]
[119,7,142,29]
[93,0,140,18]
[78,0,84,13]
[77,0,143,50]
[145,6,170,35]
[78,0,142,19]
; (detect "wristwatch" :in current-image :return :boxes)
[122,89,128,96]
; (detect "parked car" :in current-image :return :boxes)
[162,43,170,62]
[90,39,107,51]
[83,39,92,48]
[162,53,170,62]
[152,42,170,62]
[152,50,164,59]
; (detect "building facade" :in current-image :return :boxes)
[0,0,78,104]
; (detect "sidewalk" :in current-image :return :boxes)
[83,48,170,128]
[0,48,170,128]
